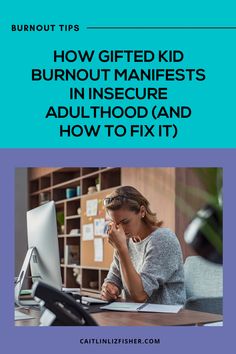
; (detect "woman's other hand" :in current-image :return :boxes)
[101,282,120,301]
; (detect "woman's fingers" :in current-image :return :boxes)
[107,222,115,235]
[106,283,118,295]
[101,283,119,300]
[101,290,117,300]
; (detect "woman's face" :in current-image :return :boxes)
[107,207,143,238]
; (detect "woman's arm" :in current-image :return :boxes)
[108,223,148,302]
[100,248,123,300]
[119,247,148,302]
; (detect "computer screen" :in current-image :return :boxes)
[26,200,62,290]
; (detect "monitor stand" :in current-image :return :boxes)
[15,247,41,307]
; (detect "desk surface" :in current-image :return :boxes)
[15,307,223,327]
[92,309,222,326]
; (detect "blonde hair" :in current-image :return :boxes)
[104,186,162,228]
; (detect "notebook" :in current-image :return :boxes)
[100,302,182,313]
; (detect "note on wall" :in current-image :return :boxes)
[86,199,98,216]
[94,238,103,262]
[82,223,94,240]
[94,218,106,236]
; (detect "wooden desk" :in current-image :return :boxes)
[92,309,222,326]
[15,308,222,326]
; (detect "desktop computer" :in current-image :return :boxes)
[15,200,104,324]
[15,201,62,306]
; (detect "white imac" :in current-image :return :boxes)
[15,201,62,306]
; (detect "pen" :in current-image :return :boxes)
[136,303,147,311]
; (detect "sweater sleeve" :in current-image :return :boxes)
[104,250,123,290]
[140,230,183,298]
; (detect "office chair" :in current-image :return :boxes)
[184,256,223,315]
[32,281,98,326]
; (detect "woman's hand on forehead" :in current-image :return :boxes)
[107,223,128,252]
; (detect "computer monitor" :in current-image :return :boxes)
[27,200,62,289]
[15,201,62,305]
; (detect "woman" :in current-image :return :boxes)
[101,186,186,304]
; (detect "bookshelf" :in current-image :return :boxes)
[28,167,121,295]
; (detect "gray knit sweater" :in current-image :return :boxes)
[105,228,186,304]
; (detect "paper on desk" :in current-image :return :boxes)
[204,321,223,326]
[101,302,182,313]
[140,303,183,313]
[15,310,35,321]
[101,302,141,312]
[94,237,103,262]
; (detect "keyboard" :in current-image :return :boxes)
[80,296,109,305]
[19,299,39,306]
